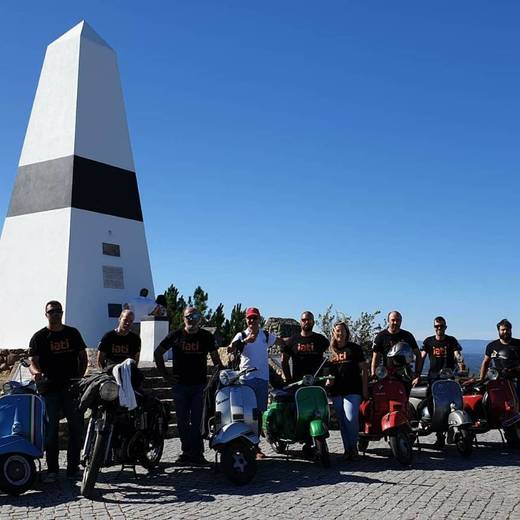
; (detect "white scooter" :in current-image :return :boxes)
[208,367,259,484]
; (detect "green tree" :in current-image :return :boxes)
[193,286,209,317]
[317,306,382,356]
[208,303,226,331]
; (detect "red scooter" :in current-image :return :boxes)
[358,366,414,465]
[463,367,520,447]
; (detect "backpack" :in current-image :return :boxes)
[228,330,270,370]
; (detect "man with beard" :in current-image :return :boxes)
[480,319,520,381]
[371,310,423,390]
[281,311,329,383]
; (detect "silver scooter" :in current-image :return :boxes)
[208,367,259,484]
[409,368,474,456]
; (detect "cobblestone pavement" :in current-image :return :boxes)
[1,430,519,520]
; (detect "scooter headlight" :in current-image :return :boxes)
[302,375,314,386]
[99,380,119,401]
[219,370,231,386]
[375,366,388,380]
[439,368,453,379]
[2,381,14,394]
[487,368,499,381]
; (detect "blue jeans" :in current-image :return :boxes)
[173,383,205,457]
[43,387,83,473]
[243,378,269,412]
[332,394,362,452]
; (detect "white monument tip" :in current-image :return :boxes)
[19,21,135,172]
[49,20,112,51]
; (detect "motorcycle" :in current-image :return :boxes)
[263,371,332,468]
[207,367,259,485]
[358,366,414,465]
[0,359,45,495]
[409,368,474,456]
[462,367,520,448]
[79,366,169,498]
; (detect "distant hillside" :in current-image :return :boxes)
[459,339,490,353]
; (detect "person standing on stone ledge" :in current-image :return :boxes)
[124,288,156,335]
[149,294,168,318]
[28,300,88,484]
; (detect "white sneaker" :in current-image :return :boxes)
[43,472,58,483]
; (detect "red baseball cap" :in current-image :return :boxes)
[246,307,261,318]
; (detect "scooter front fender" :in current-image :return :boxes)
[211,422,259,448]
[381,411,409,433]
[0,436,42,458]
[448,409,472,428]
[309,419,329,438]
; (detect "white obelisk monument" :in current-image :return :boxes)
[0,21,154,348]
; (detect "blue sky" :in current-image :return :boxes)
[0,1,518,339]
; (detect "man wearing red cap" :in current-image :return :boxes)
[230,307,284,459]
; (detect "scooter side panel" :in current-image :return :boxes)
[486,379,520,426]
[0,394,45,452]
[0,436,42,458]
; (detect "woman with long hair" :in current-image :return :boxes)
[326,321,368,460]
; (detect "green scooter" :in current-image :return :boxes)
[263,364,332,467]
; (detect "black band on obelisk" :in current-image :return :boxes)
[7,155,143,221]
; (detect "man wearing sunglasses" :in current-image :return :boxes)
[28,300,88,483]
[421,315,463,449]
[155,306,222,464]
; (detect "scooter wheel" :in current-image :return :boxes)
[455,430,473,457]
[221,440,257,485]
[504,424,520,448]
[358,438,369,453]
[389,430,413,466]
[0,453,36,496]
[314,437,330,468]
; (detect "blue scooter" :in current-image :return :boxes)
[0,360,45,495]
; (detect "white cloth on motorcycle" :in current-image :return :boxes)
[113,359,138,411]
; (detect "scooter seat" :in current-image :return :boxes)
[410,385,428,399]
[270,390,293,403]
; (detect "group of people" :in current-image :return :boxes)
[27,298,520,483]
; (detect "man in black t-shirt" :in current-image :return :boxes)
[480,319,520,380]
[371,310,423,388]
[422,316,463,379]
[154,307,223,465]
[97,309,141,368]
[422,316,464,449]
[281,311,329,383]
[29,300,88,483]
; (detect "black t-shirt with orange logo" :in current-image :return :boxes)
[29,325,87,389]
[326,342,365,396]
[282,332,329,382]
[422,335,461,377]
[158,328,216,385]
[98,330,141,367]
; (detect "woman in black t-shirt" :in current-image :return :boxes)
[326,322,368,460]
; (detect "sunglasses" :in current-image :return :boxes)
[47,309,63,315]
[246,316,259,321]
[184,313,201,322]
[434,324,446,329]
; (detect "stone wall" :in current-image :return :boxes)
[0,348,28,373]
